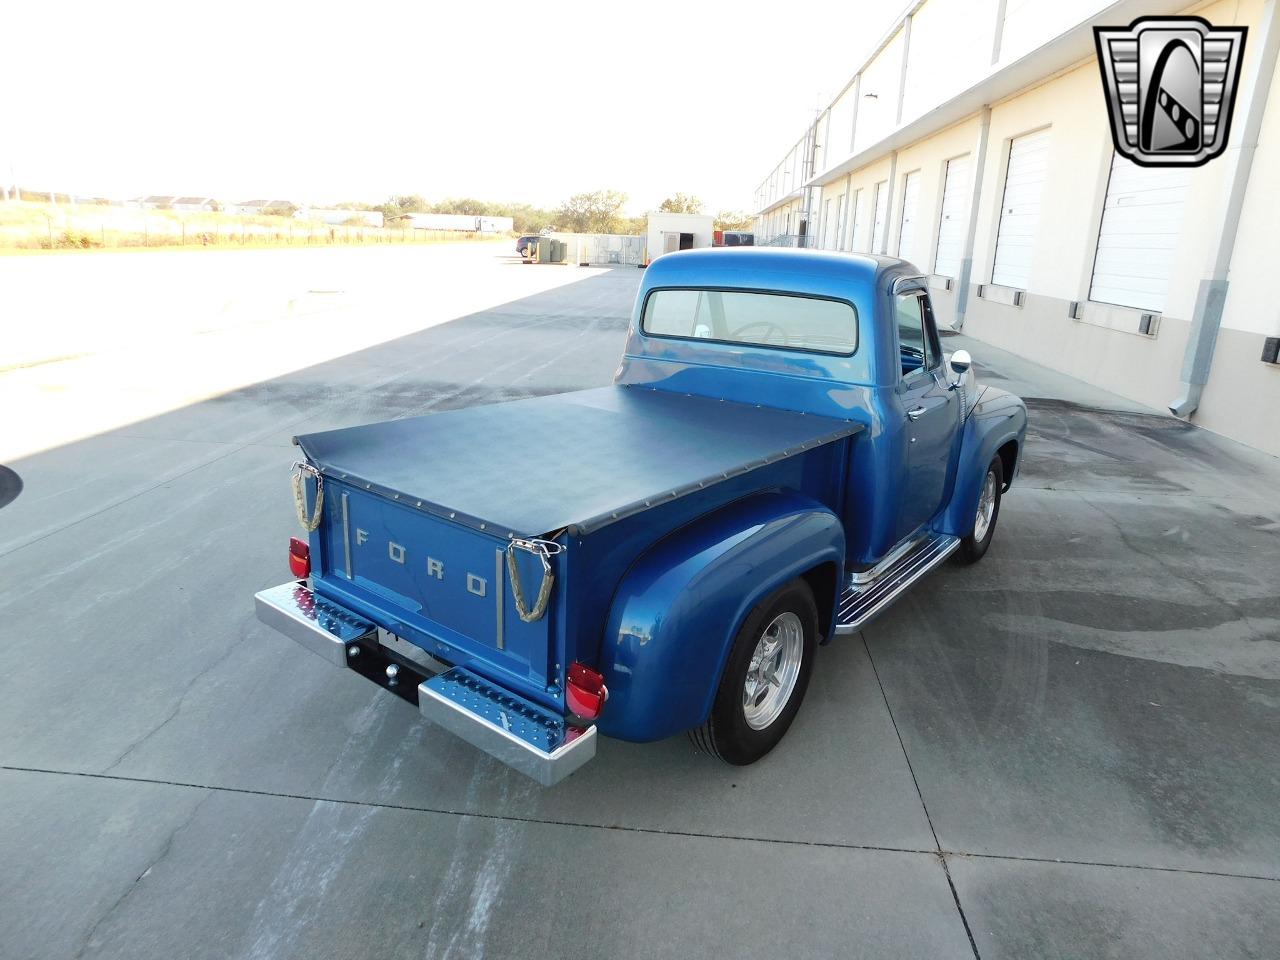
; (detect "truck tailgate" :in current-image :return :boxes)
[314,478,556,695]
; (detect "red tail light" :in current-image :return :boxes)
[566,662,608,720]
[288,537,311,578]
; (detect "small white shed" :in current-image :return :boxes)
[646,212,715,263]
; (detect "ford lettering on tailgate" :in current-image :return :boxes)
[318,480,554,686]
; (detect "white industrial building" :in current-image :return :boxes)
[646,212,716,262]
[753,0,1280,457]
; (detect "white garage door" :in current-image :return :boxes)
[896,170,921,262]
[872,180,889,254]
[849,189,868,251]
[1089,154,1191,312]
[933,154,971,278]
[991,128,1050,289]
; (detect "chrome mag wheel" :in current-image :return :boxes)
[742,611,804,730]
[974,468,998,542]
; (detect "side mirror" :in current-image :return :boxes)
[948,349,972,388]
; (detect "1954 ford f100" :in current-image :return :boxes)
[255,248,1027,785]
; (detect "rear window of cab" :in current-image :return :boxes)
[641,288,858,356]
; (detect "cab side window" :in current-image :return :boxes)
[895,293,936,378]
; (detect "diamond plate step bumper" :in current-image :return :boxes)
[254,581,377,665]
[834,534,960,635]
[255,580,594,786]
[420,668,596,787]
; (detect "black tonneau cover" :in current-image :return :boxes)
[294,385,861,539]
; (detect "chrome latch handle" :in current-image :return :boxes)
[906,406,928,421]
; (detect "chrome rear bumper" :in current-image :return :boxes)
[254,580,594,786]
[419,668,596,786]
[253,581,377,664]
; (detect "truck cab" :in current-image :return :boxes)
[255,248,1027,784]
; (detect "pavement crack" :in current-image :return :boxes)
[5,764,1279,885]
[70,789,212,959]
[99,619,251,775]
[1082,494,1244,615]
[862,630,983,960]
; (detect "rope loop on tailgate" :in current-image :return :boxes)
[506,538,562,623]
[291,461,324,532]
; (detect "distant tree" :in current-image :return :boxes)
[430,197,497,216]
[618,215,647,236]
[659,193,703,214]
[558,190,628,233]
[362,195,558,233]
[390,194,430,213]
[714,210,755,231]
[506,202,557,234]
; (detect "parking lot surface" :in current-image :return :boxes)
[1,244,1277,959]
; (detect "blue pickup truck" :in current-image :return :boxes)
[255,248,1027,785]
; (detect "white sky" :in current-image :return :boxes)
[2,1,899,215]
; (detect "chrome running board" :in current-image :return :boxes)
[834,534,960,635]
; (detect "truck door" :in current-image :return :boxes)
[893,290,958,540]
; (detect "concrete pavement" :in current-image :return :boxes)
[0,244,1276,959]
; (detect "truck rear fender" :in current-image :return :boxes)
[597,490,844,743]
[938,386,1027,538]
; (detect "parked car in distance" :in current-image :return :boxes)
[255,248,1027,785]
[516,235,539,256]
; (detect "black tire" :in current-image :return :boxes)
[955,455,1004,565]
[690,579,818,765]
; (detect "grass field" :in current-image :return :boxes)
[0,200,503,252]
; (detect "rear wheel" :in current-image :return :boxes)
[955,455,1003,565]
[691,579,818,765]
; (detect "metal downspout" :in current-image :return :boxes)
[953,106,992,330]
[1171,0,1279,417]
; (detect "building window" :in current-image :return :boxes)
[933,154,971,278]
[991,128,1051,290]
[1089,153,1191,313]
[847,189,866,251]
[897,170,921,262]
[872,180,889,255]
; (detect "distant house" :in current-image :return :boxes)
[171,197,219,212]
[139,195,176,210]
